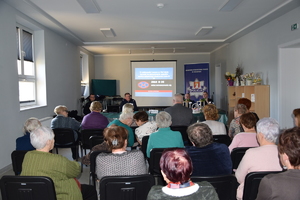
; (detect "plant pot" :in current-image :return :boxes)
[246,79,253,86]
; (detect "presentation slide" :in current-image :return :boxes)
[131,61,176,107]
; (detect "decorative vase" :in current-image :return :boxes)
[228,80,234,86]
[246,79,253,86]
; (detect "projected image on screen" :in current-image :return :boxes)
[131,61,176,107]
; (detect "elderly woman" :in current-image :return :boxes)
[81,101,109,130]
[201,104,226,135]
[235,118,282,200]
[16,117,41,150]
[228,112,259,152]
[228,104,248,138]
[21,126,97,200]
[146,111,184,158]
[293,108,300,127]
[133,111,157,145]
[95,125,147,180]
[122,103,134,114]
[107,111,134,147]
[147,148,218,200]
[237,98,259,121]
[51,105,81,160]
[256,127,300,199]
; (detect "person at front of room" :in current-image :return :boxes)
[164,93,193,126]
[183,93,195,107]
[119,93,138,112]
[83,94,96,115]
[200,91,213,106]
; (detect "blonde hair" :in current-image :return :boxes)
[122,103,134,114]
[90,101,102,112]
[203,104,219,120]
[54,105,68,115]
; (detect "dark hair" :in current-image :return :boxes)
[187,123,213,147]
[124,93,130,96]
[160,148,193,184]
[240,112,258,129]
[293,108,300,127]
[133,111,148,122]
[104,125,128,150]
[278,127,300,167]
[237,98,252,110]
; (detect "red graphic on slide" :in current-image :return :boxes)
[138,81,150,89]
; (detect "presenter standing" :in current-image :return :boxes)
[119,93,138,112]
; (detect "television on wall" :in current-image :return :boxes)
[91,79,116,96]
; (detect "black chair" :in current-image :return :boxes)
[170,126,192,146]
[141,135,149,158]
[52,128,80,160]
[213,135,232,146]
[191,174,238,200]
[11,150,28,175]
[89,135,105,149]
[243,171,283,200]
[80,129,104,155]
[99,174,155,200]
[149,148,168,185]
[89,150,109,186]
[0,175,57,200]
[231,147,252,172]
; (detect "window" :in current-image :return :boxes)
[17,26,36,105]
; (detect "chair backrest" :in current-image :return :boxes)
[149,148,166,175]
[243,171,282,200]
[0,175,57,200]
[213,135,232,146]
[81,129,104,149]
[191,174,238,200]
[90,150,109,186]
[52,128,75,146]
[99,174,155,200]
[170,126,192,146]
[141,135,149,158]
[231,147,252,171]
[11,150,28,175]
[89,135,105,149]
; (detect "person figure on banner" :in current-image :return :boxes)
[119,93,138,112]
[200,91,214,107]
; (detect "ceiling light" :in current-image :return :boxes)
[77,0,101,13]
[157,3,164,8]
[195,26,213,36]
[219,0,244,11]
[100,28,116,37]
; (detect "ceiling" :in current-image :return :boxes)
[4,0,299,55]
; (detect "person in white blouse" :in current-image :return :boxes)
[201,104,226,135]
[133,111,157,145]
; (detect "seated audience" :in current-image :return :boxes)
[146,111,184,158]
[83,94,96,115]
[119,93,138,112]
[200,91,214,106]
[185,123,232,176]
[237,98,259,122]
[256,127,300,200]
[81,101,109,130]
[121,103,134,114]
[235,118,282,200]
[293,108,300,127]
[228,104,248,138]
[51,105,81,160]
[133,111,157,145]
[228,112,259,152]
[81,140,110,166]
[95,125,147,180]
[164,93,193,126]
[201,104,226,135]
[21,126,97,200]
[147,148,218,200]
[16,117,41,150]
[107,112,134,147]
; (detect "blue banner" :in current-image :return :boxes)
[184,63,210,101]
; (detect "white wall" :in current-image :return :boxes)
[94,54,211,96]
[0,1,90,169]
[211,6,300,125]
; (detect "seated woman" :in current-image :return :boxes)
[237,98,259,121]
[235,118,282,200]
[293,108,300,127]
[81,101,109,130]
[228,112,259,152]
[133,111,157,145]
[201,104,226,135]
[256,127,300,199]
[121,103,134,114]
[147,148,218,200]
[146,111,184,158]
[51,105,81,160]
[21,126,97,200]
[95,125,147,180]
[228,104,248,138]
[16,117,41,151]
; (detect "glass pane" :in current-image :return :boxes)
[17,60,21,75]
[22,30,33,62]
[24,61,34,76]
[19,81,35,102]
